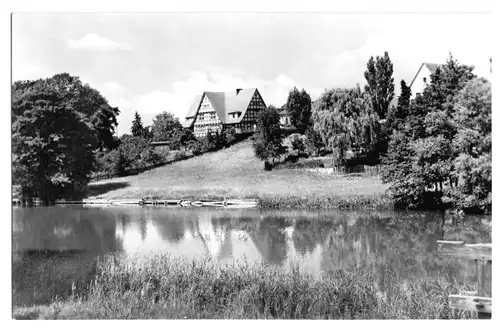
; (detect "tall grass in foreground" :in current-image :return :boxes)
[13,253,475,320]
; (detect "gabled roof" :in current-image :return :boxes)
[205,92,227,122]
[182,94,203,128]
[409,62,443,88]
[183,88,264,127]
[185,94,203,118]
[424,63,441,74]
[224,88,257,124]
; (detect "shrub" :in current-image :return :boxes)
[224,127,237,146]
[187,140,206,156]
[275,158,325,170]
[291,134,306,154]
[304,127,326,157]
[174,150,188,161]
[95,149,118,174]
[114,151,130,176]
[141,148,163,165]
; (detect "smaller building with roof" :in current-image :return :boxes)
[182,88,267,138]
[409,63,442,98]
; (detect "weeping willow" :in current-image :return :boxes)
[312,86,379,166]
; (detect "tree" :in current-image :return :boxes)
[304,127,325,157]
[382,54,478,211]
[114,149,130,176]
[131,111,144,137]
[443,78,491,213]
[13,74,120,151]
[12,83,97,203]
[387,80,411,132]
[12,73,119,203]
[142,125,154,140]
[253,106,287,168]
[171,128,197,150]
[151,111,183,146]
[312,86,379,166]
[39,73,119,150]
[285,87,312,133]
[117,134,150,167]
[364,51,395,119]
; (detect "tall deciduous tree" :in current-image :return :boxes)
[131,111,144,137]
[12,73,119,203]
[443,78,491,213]
[12,83,97,203]
[382,54,479,211]
[285,87,312,133]
[253,106,287,168]
[151,111,183,145]
[364,51,395,119]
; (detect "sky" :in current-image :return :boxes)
[12,13,492,136]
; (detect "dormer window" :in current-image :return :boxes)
[229,112,241,119]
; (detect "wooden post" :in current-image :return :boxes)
[436,240,492,319]
[476,259,492,319]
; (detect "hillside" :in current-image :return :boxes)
[88,139,388,204]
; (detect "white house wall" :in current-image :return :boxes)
[193,95,223,138]
[411,66,432,98]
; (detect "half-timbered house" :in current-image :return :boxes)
[182,88,267,137]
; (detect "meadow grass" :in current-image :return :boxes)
[88,140,389,210]
[13,253,476,320]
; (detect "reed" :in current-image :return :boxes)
[13,253,476,320]
[258,193,394,210]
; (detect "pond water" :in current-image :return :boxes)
[12,206,491,307]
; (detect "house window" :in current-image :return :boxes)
[423,77,427,84]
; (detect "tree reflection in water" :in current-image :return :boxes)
[292,217,334,256]
[248,216,289,266]
[12,206,123,307]
[12,207,491,309]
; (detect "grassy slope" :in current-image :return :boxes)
[89,140,388,205]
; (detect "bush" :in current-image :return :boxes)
[275,158,325,170]
[187,140,206,156]
[114,151,130,176]
[154,148,170,161]
[141,148,163,165]
[224,127,237,146]
[174,150,188,161]
[95,149,118,173]
[291,134,306,154]
[305,127,326,157]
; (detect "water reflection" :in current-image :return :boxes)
[12,206,491,307]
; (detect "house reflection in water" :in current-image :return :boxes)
[14,206,479,308]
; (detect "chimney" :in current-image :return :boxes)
[236,88,242,95]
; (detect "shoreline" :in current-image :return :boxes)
[14,192,395,211]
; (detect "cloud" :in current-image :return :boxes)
[101,81,125,94]
[322,17,492,92]
[12,63,52,82]
[67,33,131,51]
